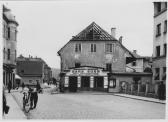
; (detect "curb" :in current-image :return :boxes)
[112,94,166,104]
[11,93,29,119]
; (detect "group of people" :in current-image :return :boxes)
[22,81,41,109]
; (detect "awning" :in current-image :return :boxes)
[15,74,22,79]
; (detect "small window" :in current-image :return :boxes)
[109,79,116,88]
[8,27,10,39]
[105,44,113,52]
[163,67,166,73]
[155,68,160,80]
[91,44,96,52]
[132,61,136,66]
[7,49,10,60]
[164,44,167,56]
[15,50,17,61]
[156,23,161,37]
[157,2,161,13]
[21,70,24,73]
[106,63,112,72]
[75,43,81,52]
[156,46,160,57]
[75,63,80,68]
[164,20,167,33]
[3,48,5,59]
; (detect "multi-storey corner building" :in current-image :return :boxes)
[16,55,52,86]
[3,5,19,88]
[153,2,167,94]
[58,22,152,93]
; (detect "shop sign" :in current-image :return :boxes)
[71,69,100,75]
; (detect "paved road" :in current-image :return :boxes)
[12,92,165,119]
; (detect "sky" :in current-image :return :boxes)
[2,0,154,69]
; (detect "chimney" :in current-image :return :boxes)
[133,50,137,54]
[111,28,116,38]
[119,36,123,43]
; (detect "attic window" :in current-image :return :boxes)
[86,29,94,39]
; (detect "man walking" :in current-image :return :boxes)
[8,80,12,93]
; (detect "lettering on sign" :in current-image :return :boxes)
[72,69,100,75]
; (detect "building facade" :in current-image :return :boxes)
[126,50,152,73]
[58,22,152,93]
[3,5,19,88]
[153,2,167,95]
[16,55,52,86]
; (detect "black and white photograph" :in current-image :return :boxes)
[1,0,167,120]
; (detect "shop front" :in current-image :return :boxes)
[63,66,109,92]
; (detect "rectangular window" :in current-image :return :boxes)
[156,46,160,57]
[132,61,136,66]
[15,50,17,61]
[164,20,167,33]
[156,23,161,37]
[163,67,166,73]
[75,63,80,68]
[164,44,167,56]
[91,44,96,52]
[155,68,160,80]
[3,48,5,59]
[15,30,17,41]
[157,2,161,13]
[106,63,112,72]
[106,44,113,52]
[7,49,10,60]
[8,27,10,39]
[3,25,5,38]
[75,43,81,52]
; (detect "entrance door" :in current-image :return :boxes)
[69,76,78,92]
[94,76,104,91]
[81,76,90,90]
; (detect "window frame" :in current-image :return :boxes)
[156,23,161,37]
[156,46,160,57]
[7,49,10,60]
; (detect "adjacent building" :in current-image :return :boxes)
[16,55,52,86]
[126,50,152,73]
[153,2,167,95]
[3,5,19,88]
[57,22,152,93]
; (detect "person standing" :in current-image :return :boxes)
[22,82,25,91]
[158,81,166,100]
[8,80,12,93]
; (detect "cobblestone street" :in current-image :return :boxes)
[12,91,165,119]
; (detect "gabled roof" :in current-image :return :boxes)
[71,22,117,41]
[57,22,135,60]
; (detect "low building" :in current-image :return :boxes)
[16,55,52,86]
[126,50,152,73]
[57,22,152,93]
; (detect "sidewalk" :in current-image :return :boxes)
[3,92,27,119]
[113,93,166,104]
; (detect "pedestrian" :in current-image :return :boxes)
[22,82,25,92]
[8,80,12,93]
[158,81,166,100]
[31,81,40,109]
[3,86,10,115]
